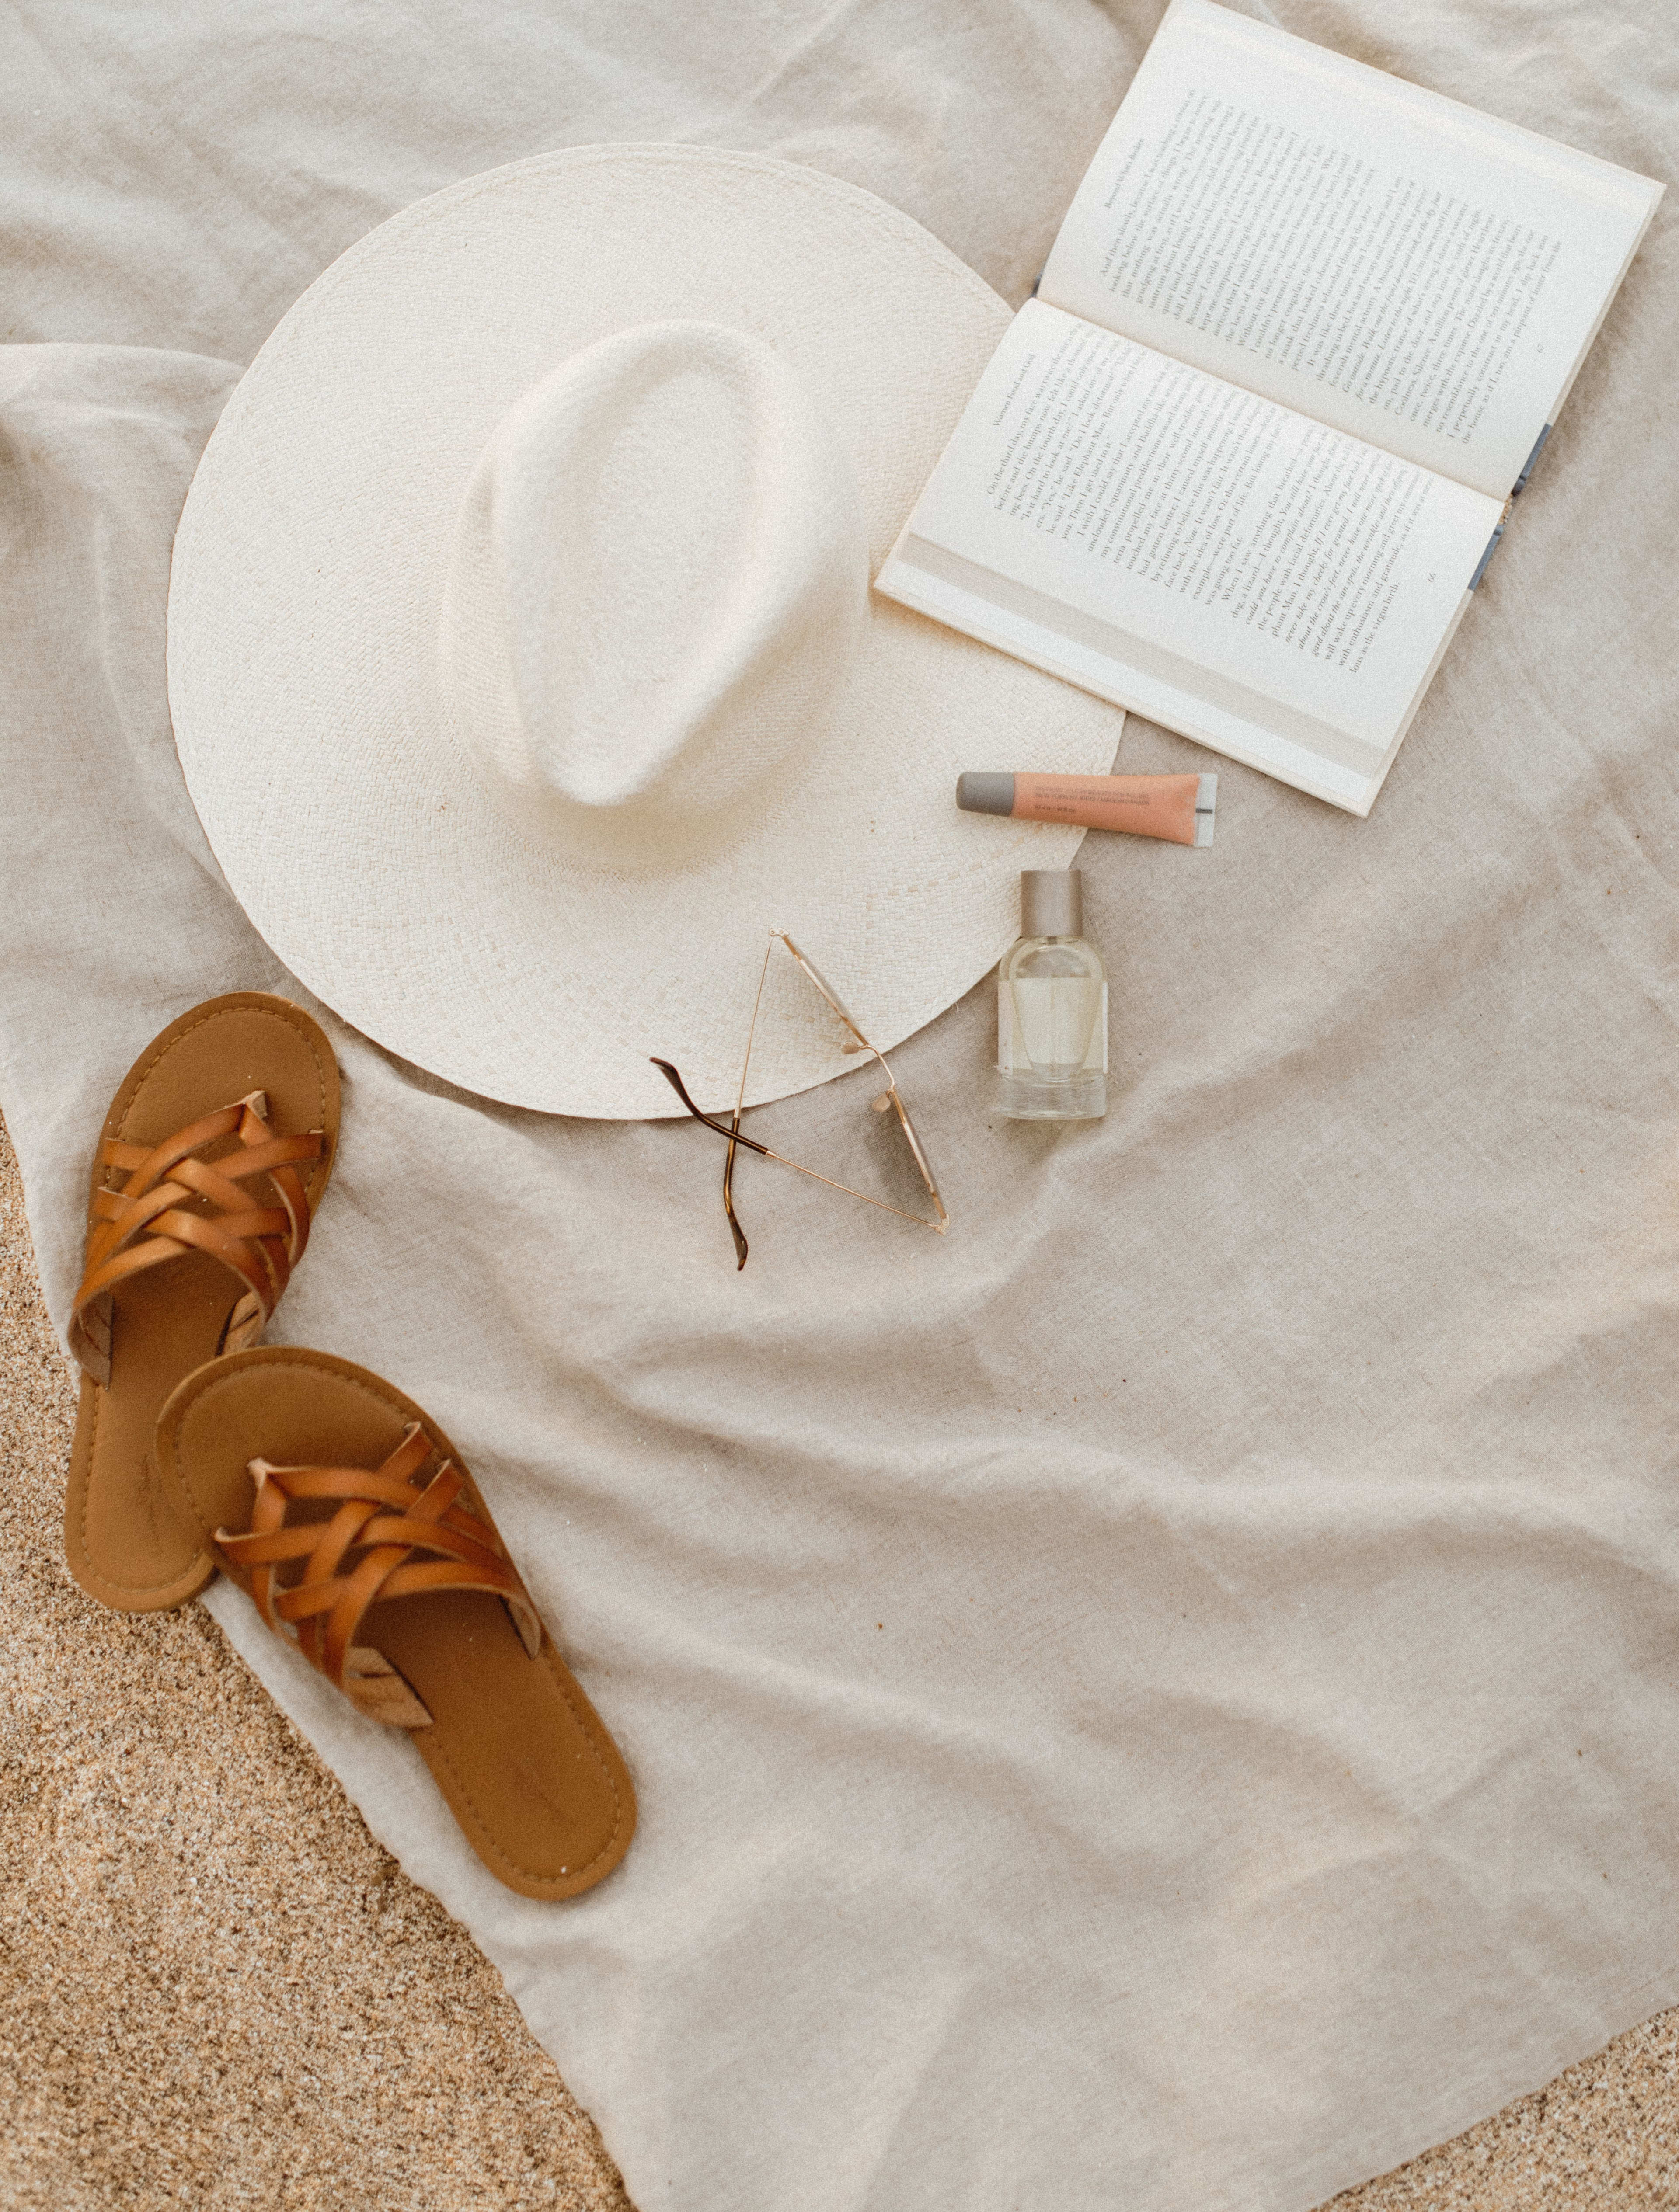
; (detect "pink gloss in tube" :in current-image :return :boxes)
[957,771,1216,847]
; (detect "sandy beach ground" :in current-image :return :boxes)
[2,1110,1674,2210]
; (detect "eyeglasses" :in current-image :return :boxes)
[652,930,948,1269]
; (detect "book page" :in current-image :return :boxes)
[875,303,1501,813]
[1039,0,1662,501]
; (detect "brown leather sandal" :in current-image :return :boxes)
[66,993,340,1612]
[153,1346,636,1902]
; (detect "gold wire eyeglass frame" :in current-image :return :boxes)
[651,931,949,1269]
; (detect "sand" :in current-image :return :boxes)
[1,1108,1675,2211]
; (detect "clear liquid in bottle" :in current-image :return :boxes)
[996,869,1107,1121]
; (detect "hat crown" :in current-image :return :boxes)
[439,319,867,861]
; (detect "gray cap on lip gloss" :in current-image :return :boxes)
[956,772,1015,817]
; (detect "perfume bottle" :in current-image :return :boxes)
[996,869,1108,1120]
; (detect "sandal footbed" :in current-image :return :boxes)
[153,1346,636,1902]
[65,995,340,1612]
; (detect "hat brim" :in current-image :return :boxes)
[167,145,1124,1116]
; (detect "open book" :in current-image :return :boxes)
[876,0,1662,814]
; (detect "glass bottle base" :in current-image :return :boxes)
[996,1071,1108,1121]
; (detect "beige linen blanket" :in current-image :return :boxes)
[2,2,1675,2206]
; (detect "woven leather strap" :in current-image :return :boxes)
[69,1091,323,1385]
[215,1423,543,1729]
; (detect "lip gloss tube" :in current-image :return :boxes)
[957,771,1216,847]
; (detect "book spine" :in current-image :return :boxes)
[1512,424,1552,497]
[1469,498,1516,591]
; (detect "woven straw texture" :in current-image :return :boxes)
[167,147,1125,1117]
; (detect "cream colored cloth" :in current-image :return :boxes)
[2,4,1676,2209]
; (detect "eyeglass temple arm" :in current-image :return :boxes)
[654,1058,755,1269]
[650,1059,777,1158]
[653,1054,947,1245]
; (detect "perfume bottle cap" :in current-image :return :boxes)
[1021,868,1082,939]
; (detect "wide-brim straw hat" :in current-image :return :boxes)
[167,145,1122,1116]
